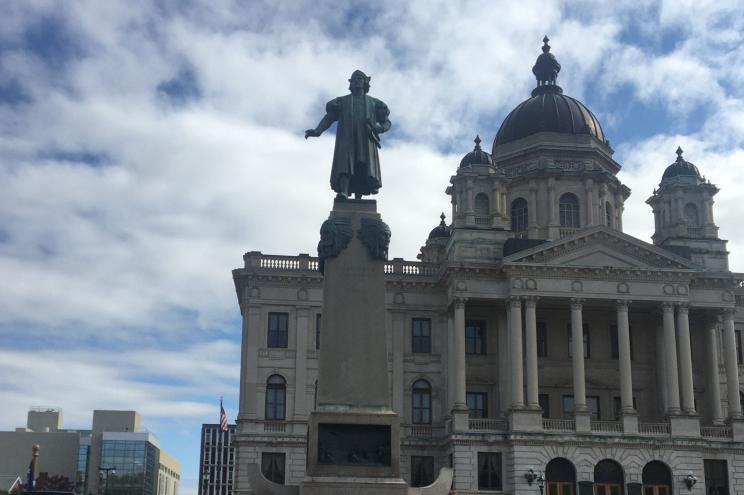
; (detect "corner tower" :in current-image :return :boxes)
[491,37,630,241]
[647,147,728,271]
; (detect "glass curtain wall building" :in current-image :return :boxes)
[99,433,160,495]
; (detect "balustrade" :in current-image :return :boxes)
[245,252,435,276]
[638,422,670,435]
[468,419,507,431]
[701,425,732,439]
[590,420,623,433]
[543,418,575,431]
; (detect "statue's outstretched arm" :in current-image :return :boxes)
[305,114,335,139]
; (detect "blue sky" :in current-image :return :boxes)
[1,1,743,493]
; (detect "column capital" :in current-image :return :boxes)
[523,296,538,308]
[615,299,632,310]
[661,301,675,313]
[453,297,468,309]
[508,296,522,308]
[570,298,585,310]
[722,307,736,321]
[676,302,689,313]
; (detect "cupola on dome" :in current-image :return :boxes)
[661,147,701,181]
[493,37,607,149]
[459,135,493,168]
[427,213,451,241]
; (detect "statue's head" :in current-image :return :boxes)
[348,70,371,94]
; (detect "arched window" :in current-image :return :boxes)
[605,202,613,228]
[684,203,699,226]
[559,193,580,228]
[474,193,489,215]
[511,198,528,235]
[265,375,286,420]
[412,379,432,424]
[546,457,576,495]
[642,461,672,495]
[594,459,624,495]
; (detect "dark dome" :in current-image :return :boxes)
[428,213,451,240]
[460,135,493,168]
[662,147,701,180]
[493,37,607,148]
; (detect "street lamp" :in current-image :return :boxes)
[99,466,116,495]
[536,471,545,495]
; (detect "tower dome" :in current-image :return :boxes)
[427,213,451,241]
[661,147,701,181]
[493,37,607,150]
[459,135,493,168]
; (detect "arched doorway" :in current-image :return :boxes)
[546,457,576,495]
[642,461,672,495]
[594,459,623,495]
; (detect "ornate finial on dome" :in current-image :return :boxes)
[532,35,562,96]
[474,135,482,149]
[676,146,684,161]
[542,35,550,53]
[439,212,446,226]
[460,134,493,168]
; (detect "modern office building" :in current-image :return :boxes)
[231,40,744,494]
[198,424,236,495]
[0,409,180,495]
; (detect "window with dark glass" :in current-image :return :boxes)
[642,460,672,495]
[412,380,432,424]
[477,452,502,490]
[412,318,431,353]
[567,323,590,358]
[315,314,321,350]
[704,459,729,495]
[411,456,435,488]
[562,395,599,420]
[559,193,580,228]
[511,198,529,235]
[474,193,489,215]
[265,375,286,420]
[268,312,288,348]
[538,394,550,418]
[466,392,488,418]
[261,453,285,485]
[466,320,486,355]
[605,202,613,228]
[537,321,548,357]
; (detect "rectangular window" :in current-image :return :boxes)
[537,322,548,358]
[412,318,432,353]
[477,452,502,491]
[538,394,550,418]
[567,323,590,358]
[562,395,600,420]
[466,320,486,355]
[704,459,729,495]
[315,314,321,350]
[410,456,435,488]
[268,313,288,348]
[737,330,742,365]
[261,453,285,485]
[466,392,488,418]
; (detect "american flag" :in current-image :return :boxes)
[220,399,229,432]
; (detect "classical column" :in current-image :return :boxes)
[662,303,681,414]
[676,304,696,414]
[655,324,669,415]
[509,297,525,408]
[391,309,405,416]
[722,309,742,418]
[570,298,587,412]
[524,297,539,408]
[294,307,310,419]
[453,298,468,411]
[497,309,510,414]
[706,318,724,424]
[240,304,262,420]
[616,300,635,413]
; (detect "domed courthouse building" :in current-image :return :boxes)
[232,41,743,494]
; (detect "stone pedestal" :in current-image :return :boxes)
[509,408,543,432]
[621,412,639,434]
[729,417,744,442]
[575,411,591,433]
[669,414,700,438]
[303,199,405,494]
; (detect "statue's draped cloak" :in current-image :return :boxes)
[326,94,390,196]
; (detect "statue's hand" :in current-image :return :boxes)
[305,129,320,139]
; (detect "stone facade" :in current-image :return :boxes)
[232,45,744,495]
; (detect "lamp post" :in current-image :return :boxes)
[99,466,116,495]
[536,471,545,495]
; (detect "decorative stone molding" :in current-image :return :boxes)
[453,297,467,309]
[617,282,629,293]
[676,285,689,295]
[571,280,583,292]
[663,284,675,295]
[297,288,309,301]
[525,278,537,289]
[570,298,585,310]
[722,290,734,302]
[393,292,406,304]
[317,217,353,273]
